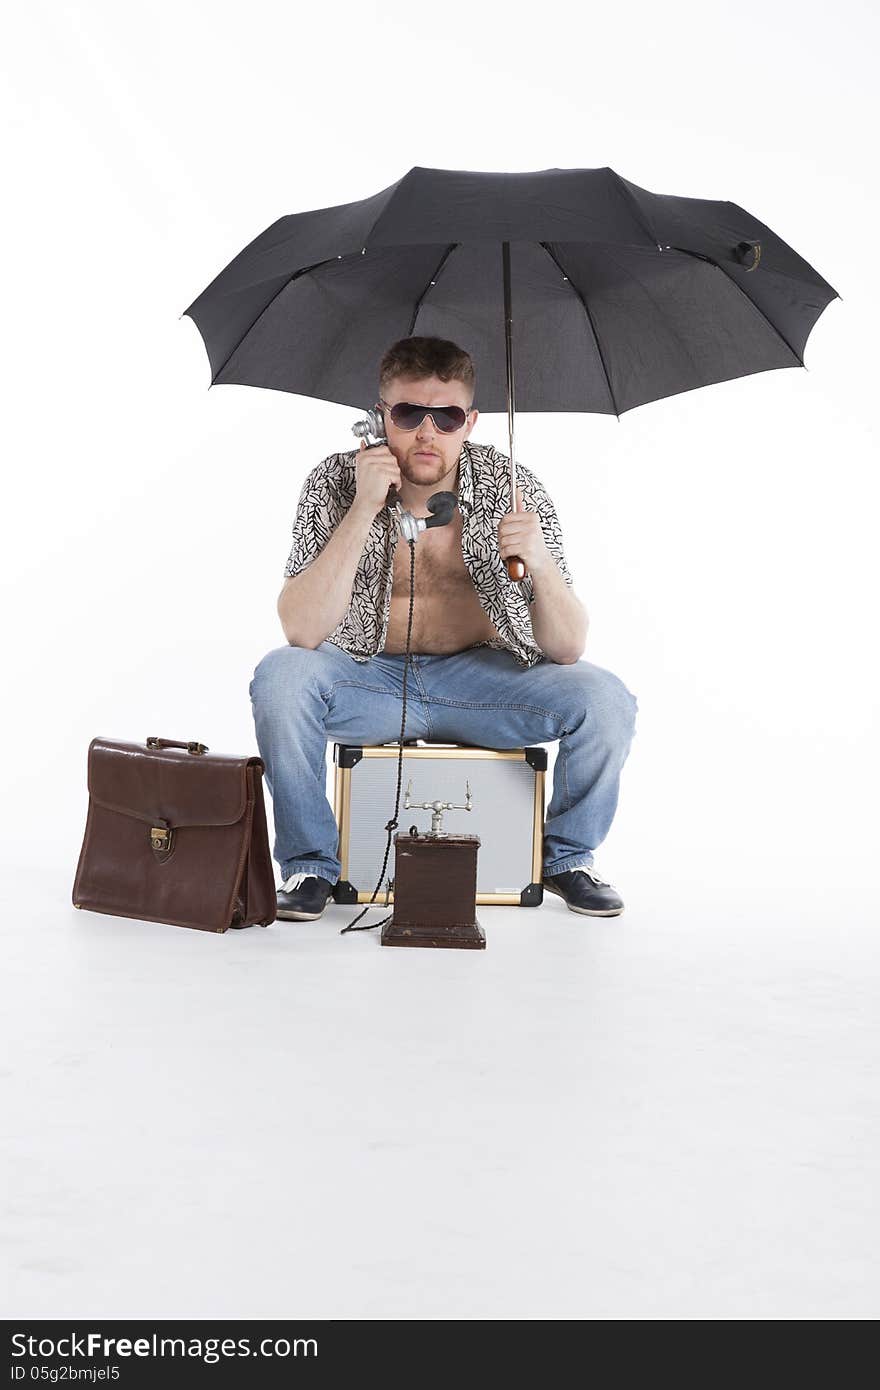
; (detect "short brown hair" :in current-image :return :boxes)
[379,336,475,405]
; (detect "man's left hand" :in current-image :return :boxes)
[497,486,552,574]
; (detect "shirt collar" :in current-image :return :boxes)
[457,441,475,516]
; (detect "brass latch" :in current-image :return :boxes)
[150,826,173,853]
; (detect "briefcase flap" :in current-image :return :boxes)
[87,737,261,829]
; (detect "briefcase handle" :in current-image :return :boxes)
[146,736,210,756]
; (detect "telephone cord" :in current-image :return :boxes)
[339,537,416,934]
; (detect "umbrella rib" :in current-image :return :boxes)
[539,242,620,419]
[407,244,460,335]
[210,255,344,384]
[671,246,805,367]
[608,169,662,248]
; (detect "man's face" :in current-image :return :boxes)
[380,375,478,489]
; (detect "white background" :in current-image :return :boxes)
[2,0,878,1322]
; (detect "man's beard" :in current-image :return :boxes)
[401,449,455,484]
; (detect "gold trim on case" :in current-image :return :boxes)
[363,746,526,760]
[533,768,545,883]
[334,764,352,881]
[356,889,523,906]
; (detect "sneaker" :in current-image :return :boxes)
[542,866,624,917]
[276,872,335,921]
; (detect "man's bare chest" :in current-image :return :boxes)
[382,513,500,654]
[390,520,473,599]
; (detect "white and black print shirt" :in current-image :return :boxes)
[283,439,574,668]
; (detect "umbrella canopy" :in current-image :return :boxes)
[182,165,838,418]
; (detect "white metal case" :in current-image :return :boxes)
[332,741,547,906]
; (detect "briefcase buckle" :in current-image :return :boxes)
[150,825,173,854]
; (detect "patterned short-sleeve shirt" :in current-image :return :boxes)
[283,438,574,668]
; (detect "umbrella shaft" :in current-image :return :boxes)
[502,242,517,510]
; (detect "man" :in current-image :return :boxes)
[249,336,638,922]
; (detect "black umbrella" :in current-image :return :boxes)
[183,164,839,578]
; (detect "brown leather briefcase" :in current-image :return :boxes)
[72,736,277,932]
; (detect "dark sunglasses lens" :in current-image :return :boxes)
[388,403,425,429]
[390,403,467,432]
[432,406,467,432]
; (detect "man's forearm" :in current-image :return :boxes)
[528,560,589,664]
[278,500,376,647]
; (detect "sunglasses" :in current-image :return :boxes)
[378,397,471,434]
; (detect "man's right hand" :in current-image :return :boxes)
[354,439,402,516]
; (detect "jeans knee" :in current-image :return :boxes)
[599,671,638,741]
[565,665,637,743]
[249,643,322,709]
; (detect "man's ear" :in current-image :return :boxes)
[464,407,479,439]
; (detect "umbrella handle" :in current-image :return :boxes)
[506,556,527,581]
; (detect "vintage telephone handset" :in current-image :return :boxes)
[340,405,458,935]
[350,406,458,539]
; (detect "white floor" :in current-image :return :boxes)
[3,855,878,1322]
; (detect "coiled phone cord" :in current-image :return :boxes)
[339,537,417,934]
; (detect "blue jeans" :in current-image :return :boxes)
[248,642,638,885]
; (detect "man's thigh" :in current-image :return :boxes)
[323,646,432,745]
[414,647,636,746]
[250,641,432,746]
